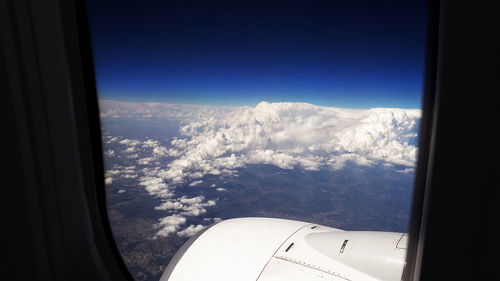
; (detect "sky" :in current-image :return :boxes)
[86,0,428,109]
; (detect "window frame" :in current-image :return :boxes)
[3,0,499,280]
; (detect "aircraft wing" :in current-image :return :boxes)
[161,217,407,281]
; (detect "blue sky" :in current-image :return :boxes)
[87,0,428,109]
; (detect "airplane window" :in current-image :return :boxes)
[85,0,428,280]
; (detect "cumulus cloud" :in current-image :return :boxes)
[397,168,415,174]
[104,149,115,157]
[105,165,138,180]
[101,101,421,238]
[138,157,154,165]
[143,139,160,148]
[177,224,205,237]
[123,147,137,153]
[119,138,141,147]
[128,153,139,159]
[138,176,173,198]
[118,189,126,194]
[189,180,203,187]
[105,170,120,177]
[105,177,113,185]
[155,215,187,237]
[145,101,420,190]
[203,217,222,224]
[103,136,119,144]
[155,196,216,216]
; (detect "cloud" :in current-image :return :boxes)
[123,166,136,172]
[138,157,154,165]
[101,101,421,238]
[155,196,216,216]
[128,153,139,159]
[145,101,420,191]
[397,167,415,174]
[105,170,120,177]
[155,215,187,237]
[104,165,138,180]
[104,149,115,157]
[203,217,222,224]
[105,177,113,185]
[138,176,173,198]
[119,138,141,147]
[118,189,126,194]
[143,139,160,148]
[189,180,203,186]
[123,147,137,153]
[103,136,119,144]
[177,224,205,237]
[99,100,233,120]
[152,146,168,156]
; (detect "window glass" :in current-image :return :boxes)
[86,1,427,280]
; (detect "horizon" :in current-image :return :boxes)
[99,98,423,110]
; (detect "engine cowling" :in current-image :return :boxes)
[161,217,407,281]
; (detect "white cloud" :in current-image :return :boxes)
[119,138,141,147]
[397,168,415,174]
[105,166,138,180]
[101,101,421,238]
[155,215,187,237]
[105,177,113,185]
[104,136,120,144]
[123,147,137,153]
[154,200,184,210]
[105,170,120,177]
[118,189,126,194]
[143,139,160,148]
[104,149,115,157]
[151,146,181,158]
[138,176,173,198]
[128,153,139,159]
[123,166,136,171]
[203,217,222,224]
[189,180,203,186]
[152,146,168,156]
[181,200,216,216]
[99,100,233,120]
[180,196,204,204]
[138,157,154,165]
[155,196,216,216]
[148,101,420,190]
[177,224,205,237]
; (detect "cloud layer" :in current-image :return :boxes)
[151,101,420,185]
[101,101,421,237]
[100,100,232,120]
